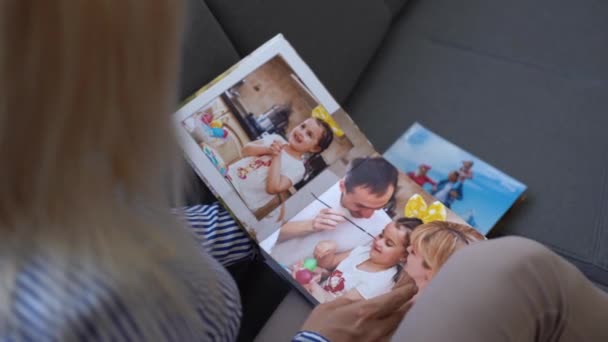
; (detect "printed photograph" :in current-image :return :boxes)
[260,156,472,303]
[180,56,366,232]
[384,123,527,235]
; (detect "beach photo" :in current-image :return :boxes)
[384,123,527,235]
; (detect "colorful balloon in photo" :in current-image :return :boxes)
[295,269,314,285]
[303,258,317,271]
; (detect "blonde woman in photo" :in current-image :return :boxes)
[403,221,484,294]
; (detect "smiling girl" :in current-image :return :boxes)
[226,117,333,212]
[296,217,422,303]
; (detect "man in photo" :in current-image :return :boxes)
[263,157,399,266]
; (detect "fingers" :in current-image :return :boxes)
[318,295,355,311]
[363,283,418,319]
[314,248,329,260]
[368,309,408,341]
[314,218,340,231]
[321,215,346,225]
[269,141,284,155]
[313,209,346,231]
[291,263,301,278]
[320,208,347,222]
[393,272,416,290]
[397,299,415,316]
[358,290,416,341]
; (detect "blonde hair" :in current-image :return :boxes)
[410,221,484,275]
[0,0,213,337]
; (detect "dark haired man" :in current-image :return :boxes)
[265,157,399,266]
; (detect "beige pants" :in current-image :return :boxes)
[394,237,608,341]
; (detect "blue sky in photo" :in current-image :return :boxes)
[384,123,527,235]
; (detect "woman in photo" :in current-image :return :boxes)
[404,220,484,296]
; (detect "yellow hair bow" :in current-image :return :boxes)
[311,105,344,137]
[404,194,447,223]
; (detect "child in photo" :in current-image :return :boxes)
[459,160,474,181]
[432,171,462,208]
[407,164,436,188]
[293,217,422,303]
[226,117,333,212]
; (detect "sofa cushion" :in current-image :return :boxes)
[178,0,241,101]
[384,0,409,19]
[345,0,608,288]
[203,0,392,103]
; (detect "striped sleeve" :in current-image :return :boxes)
[292,331,331,342]
[8,253,242,342]
[177,203,254,267]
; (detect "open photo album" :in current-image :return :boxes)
[173,35,525,305]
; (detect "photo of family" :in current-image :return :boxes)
[181,56,356,221]
[384,123,527,235]
[260,156,477,304]
[175,36,496,307]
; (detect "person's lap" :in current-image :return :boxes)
[179,203,291,341]
[181,202,608,341]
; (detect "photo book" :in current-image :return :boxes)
[173,34,526,305]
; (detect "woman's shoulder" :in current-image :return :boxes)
[7,247,241,341]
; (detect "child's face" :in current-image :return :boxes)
[369,222,409,267]
[418,166,428,175]
[288,118,325,153]
[404,245,432,287]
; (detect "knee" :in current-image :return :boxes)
[447,236,558,280]
[458,234,551,255]
[493,236,555,266]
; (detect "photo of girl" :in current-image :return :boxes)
[180,55,361,228]
[226,117,334,213]
[291,218,422,303]
[287,213,485,304]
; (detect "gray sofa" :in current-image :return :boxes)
[179,0,608,339]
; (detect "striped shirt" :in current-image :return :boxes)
[2,203,327,342]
